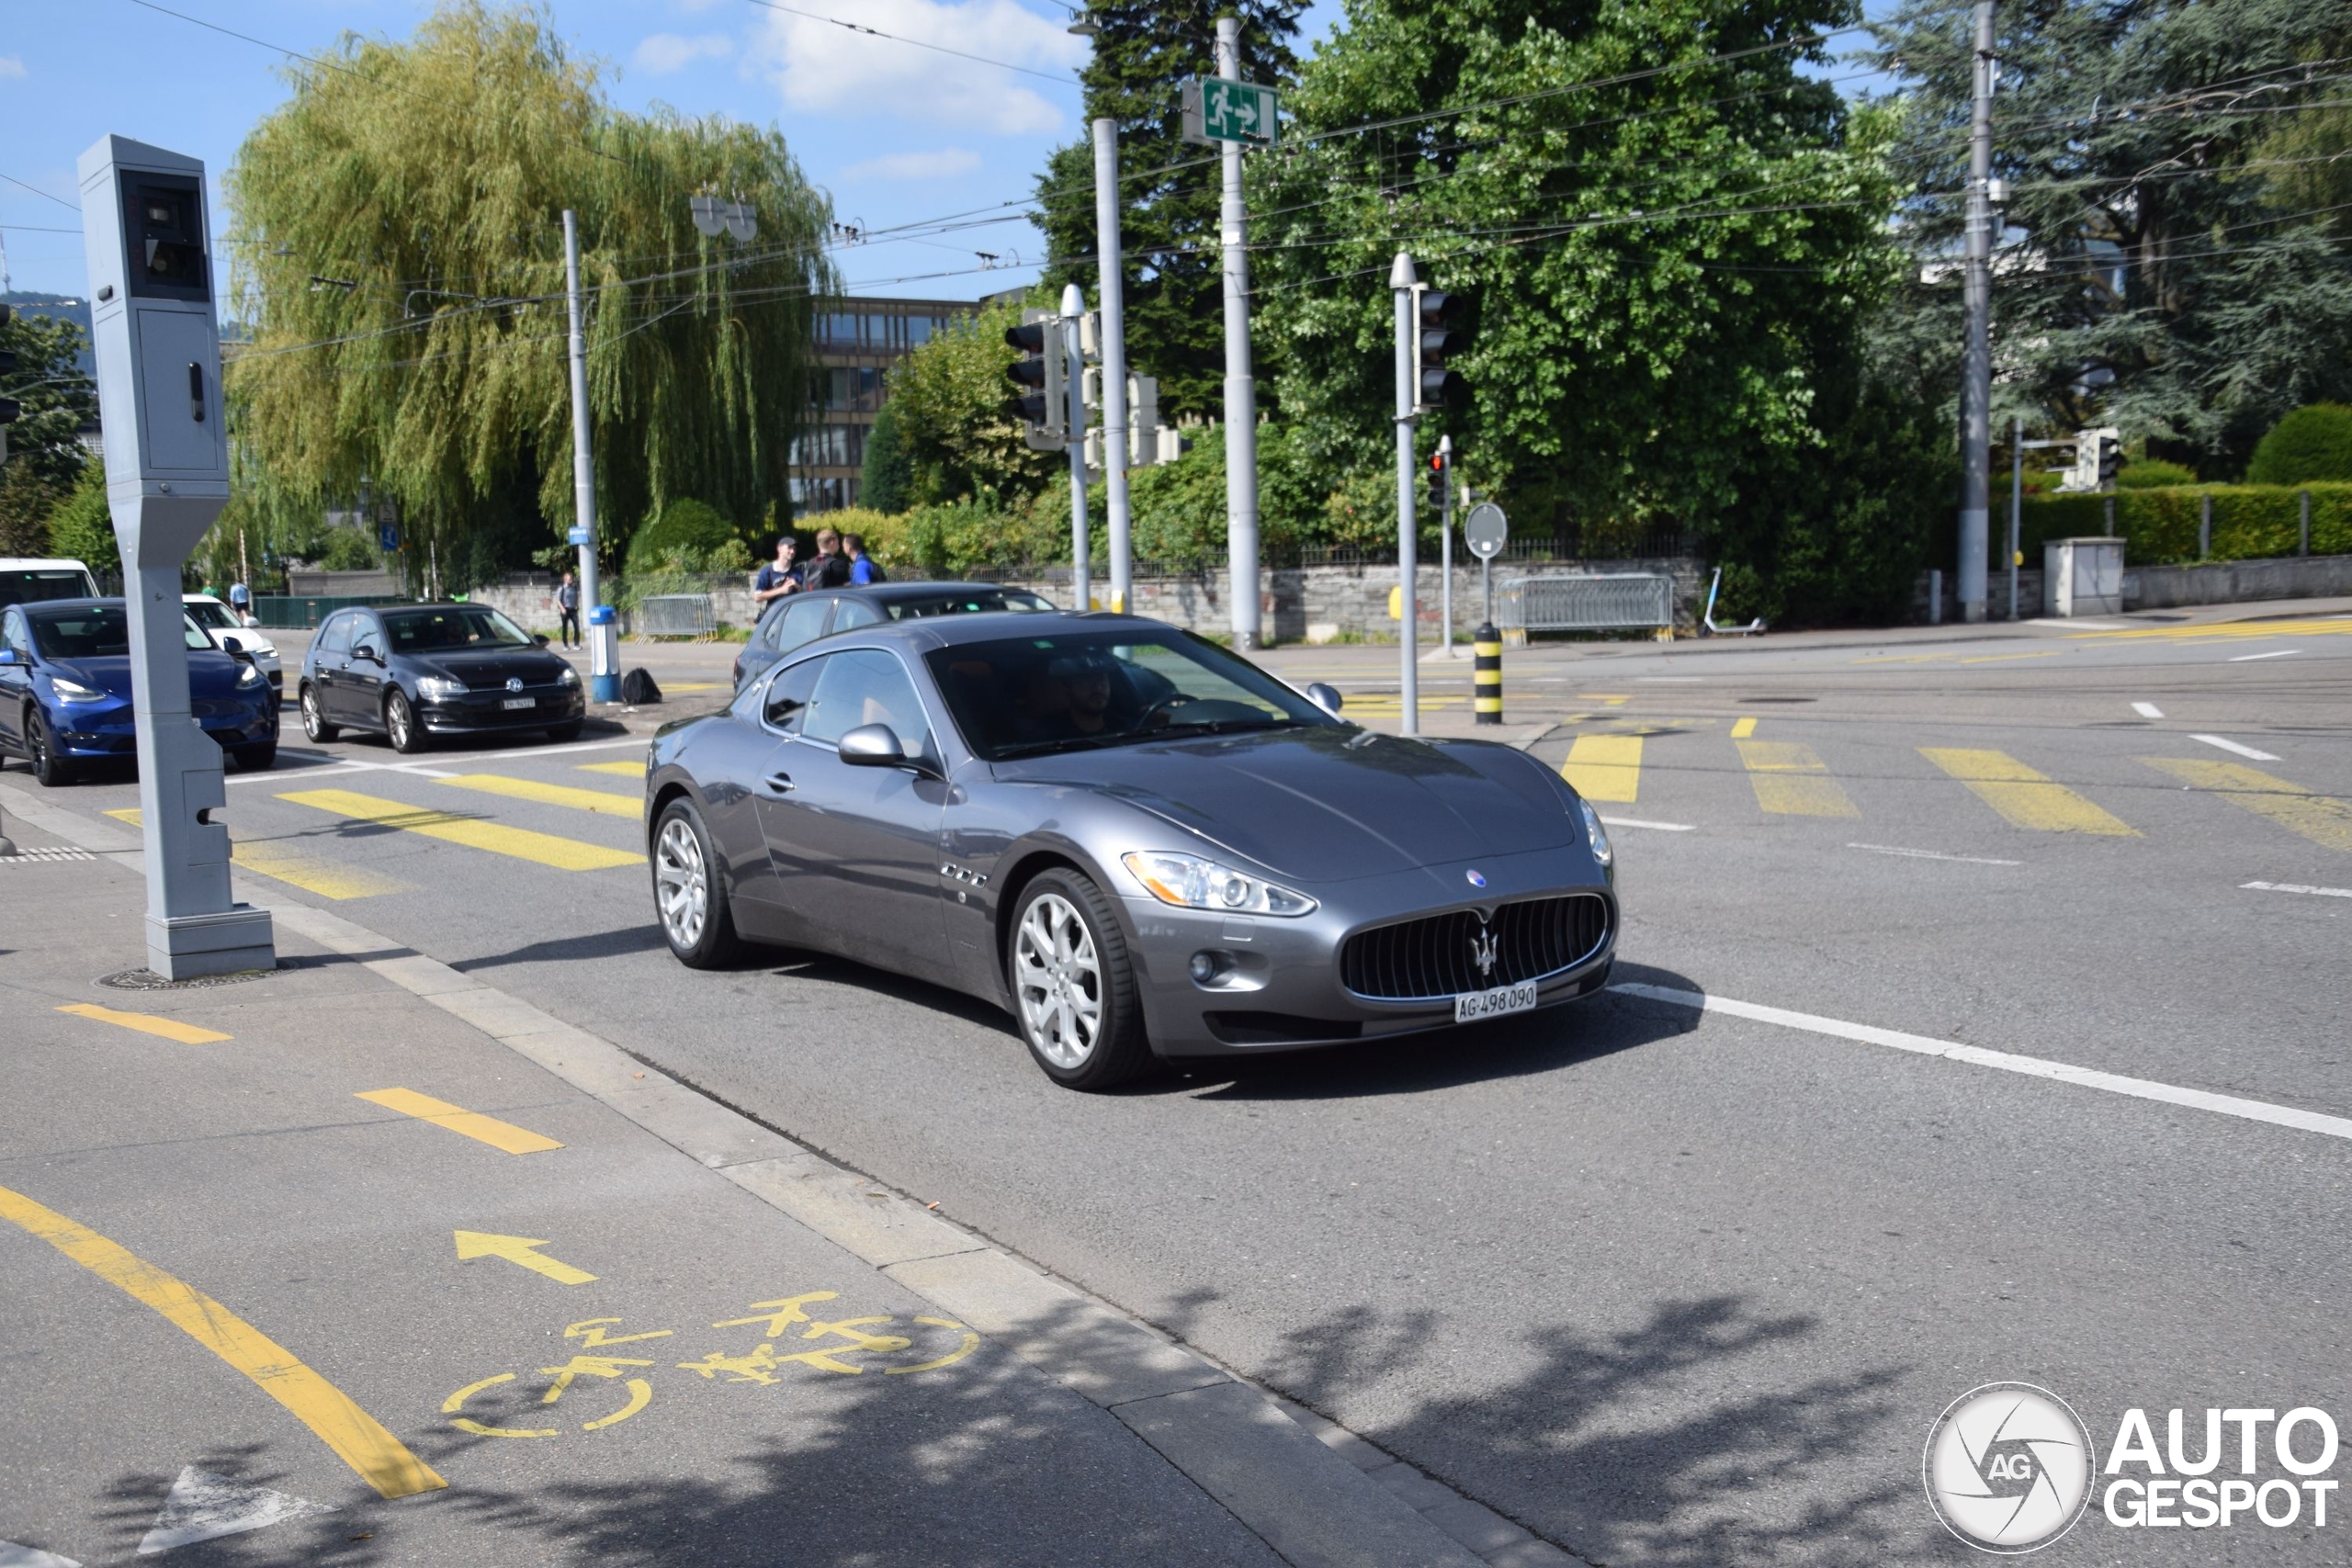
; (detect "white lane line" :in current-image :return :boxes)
[2244,880,2352,899]
[2188,733,2281,761]
[2132,701,2164,719]
[1847,843,2021,866]
[225,736,642,785]
[1599,815,1696,832]
[2030,617,2131,629]
[1611,982,2352,1145]
[2229,649,2299,662]
[1634,676,1704,682]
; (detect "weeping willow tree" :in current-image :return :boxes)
[223,3,833,589]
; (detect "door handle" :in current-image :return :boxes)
[764,772,795,795]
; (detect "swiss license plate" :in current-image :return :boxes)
[502,696,535,709]
[1454,981,1539,1023]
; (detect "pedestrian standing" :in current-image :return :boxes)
[555,570,582,649]
[752,536,802,605]
[227,580,253,625]
[844,534,887,585]
[808,527,853,589]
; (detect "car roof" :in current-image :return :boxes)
[817,608,1170,655]
[17,596,119,615]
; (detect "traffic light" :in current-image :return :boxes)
[1429,447,1449,512]
[2097,433,2121,489]
[1410,286,1468,413]
[1004,310,1068,452]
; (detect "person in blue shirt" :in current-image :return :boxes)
[844,534,886,585]
[228,581,253,623]
[752,536,802,606]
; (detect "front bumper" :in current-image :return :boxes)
[1118,846,1617,1058]
[54,694,278,758]
[419,686,585,734]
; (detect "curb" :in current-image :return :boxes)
[3,776,1589,1567]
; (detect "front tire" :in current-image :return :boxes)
[300,683,338,742]
[385,689,426,753]
[651,799,742,967]
[27,706,75,787]
[1008,870,1150,1090]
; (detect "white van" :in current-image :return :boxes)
[0,558,101,609]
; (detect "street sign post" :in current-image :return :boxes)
[79,134,274,979]
[1182,77,1280,147]
[1464,500,1508,630]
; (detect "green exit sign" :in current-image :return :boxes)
[1182,77,1280,147]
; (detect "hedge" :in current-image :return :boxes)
[2016,483,2352,566]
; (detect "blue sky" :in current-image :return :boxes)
[0,0,1887,307]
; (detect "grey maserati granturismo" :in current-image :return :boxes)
[643,612,1618,1089]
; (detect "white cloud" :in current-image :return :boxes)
[840,147,986,183]
[750,0,1085,136]
[634,32,733,75]
[0,56,28,80]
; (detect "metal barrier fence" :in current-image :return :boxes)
[638,592,718,637]
[248,594,403,629]
[1498,573,1675,636]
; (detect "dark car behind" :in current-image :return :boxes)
[298,603,584,753]
[732,581,1056,688]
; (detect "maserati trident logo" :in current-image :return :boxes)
[1470,923,1498,981]
[506,676,525,693]
[1465,869,1487,888]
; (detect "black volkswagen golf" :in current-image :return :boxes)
[299,603,584,752]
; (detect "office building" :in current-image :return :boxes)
[792,296,980,513]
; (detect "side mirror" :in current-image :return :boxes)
[1306,682,1344,716]
[0,648,18,666]
[353,642,380,664]
[836,723,909,768]
[532,633,550,648]
[219,635,244,656]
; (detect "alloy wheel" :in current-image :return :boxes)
[654,817,708,949]
[386,694,413,750]
[1013,892,1102,1069]
[301,688,326,740]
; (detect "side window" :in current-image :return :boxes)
[805,649,929,755]
[351,616,383,655]
[2,608,28,656]
[833,597,884,631]
[763,656,824,733]
[774,594,831,653]
[316,614,352,655]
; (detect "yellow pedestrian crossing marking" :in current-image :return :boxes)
[1960,649,2064,664]
[2139,758,2352,852]
[1736,740,1859,818]
[104,809,403,899]
[665,682,724,693]
[355,1088,565,1155]
[56,1002,231,1044]
[277,788,640,871]
[1576,694,1633,705]
[1919,749,2138,836]
[439,773,640,817]
[1562,734,1643,802]
[1730,716,1758,739]
[2075,617,2352,642]
[578,760,645,776]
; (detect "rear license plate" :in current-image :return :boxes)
[502,696,535,709]
[1454,981,1539,1024]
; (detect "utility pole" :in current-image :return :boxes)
[562,209,614,702]
[1216,16,1261,649]
[1391,253,1419,737]
[1063,281,1091,610]
[1438,434,1454,655]
[1093,117,1132,614]
[2008,414,2023,620]
[1956,0,1997,624]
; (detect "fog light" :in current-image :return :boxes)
[1189,951,1229,985]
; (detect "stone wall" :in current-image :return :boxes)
[1911,550,2352,621]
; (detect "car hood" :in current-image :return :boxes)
[52,652,255,700]
[994,726,1575,883]
[405,648,571,685]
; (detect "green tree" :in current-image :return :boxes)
[626,496,736,574]
[2247,402,2352,483]
[858,400,913,514]
[885,298,1059,507]
[225,3,833,586]
[1035,1,1307,418]
[41,460,119,576]
[1871,0,2352,473]
[0,310,99,552]
[1251,0,1899,544]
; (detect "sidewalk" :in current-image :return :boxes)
[0,783,1570,1568]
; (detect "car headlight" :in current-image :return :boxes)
[234,662,265,689]
[558,666,580,686]
[1577,796,1612,868]
[1122,851,1317,917]
[415,675,469,701]
[51,677,105,703]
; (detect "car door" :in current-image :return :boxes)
[753,648,952,982]
[0,607,32,749]
[706,657,821,942]
[311,613,356,719]
[343,613,389,725]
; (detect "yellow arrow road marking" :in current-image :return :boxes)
[355,1089,564,1155]
[0,1184,445,1497]
[277,787,639,871]
[55,1003,230,1045]
[438,773,640,817]
[454,1230,598,1285]
[1920,748,2138,836]
[2139,757,2352,852]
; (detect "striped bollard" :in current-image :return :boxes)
[1474,623,1502,726]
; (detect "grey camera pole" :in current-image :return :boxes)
[1216,16,1261,649]
[1392,252,1419,737]
[1063,282,1091,610]
[79,135,273,977]
[1094,117,1132,614]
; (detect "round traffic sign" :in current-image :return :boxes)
[1464,502,1508,560]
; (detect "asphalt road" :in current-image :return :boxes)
[16,604,2352,1564]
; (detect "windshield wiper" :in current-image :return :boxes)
[991,734,1127,759]
[1146,717,1308,739]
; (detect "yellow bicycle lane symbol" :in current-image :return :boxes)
[443,1294,980,1439]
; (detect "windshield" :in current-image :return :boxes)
[29,604,130,660]
[924,629,1339,761]
[0,569,98,609]
[380,606,533,652]
[185,600,238,629]
[887,591,1054,620]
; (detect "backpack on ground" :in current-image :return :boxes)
[620,667,662,705]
